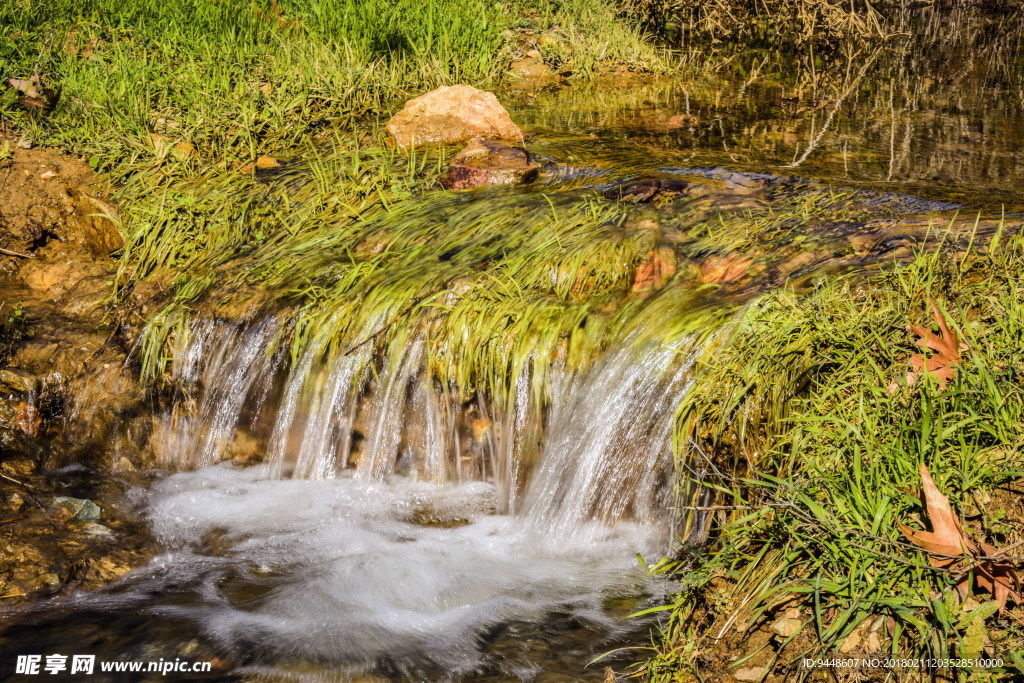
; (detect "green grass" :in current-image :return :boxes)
[642,232,1024,680]
[0,0,667,171]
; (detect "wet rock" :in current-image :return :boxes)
[441,139,540,191]
[79,522,116,541]
[385,85,523,150]
[603,179,692,203]
[509,50,562,84]
[700,254,760,284]
[632,246,677,292]
[0,368,34,393]
[51,496,101,522]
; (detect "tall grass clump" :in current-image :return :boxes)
[643,232,1024,680]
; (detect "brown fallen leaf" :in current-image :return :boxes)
[907,298,962,387]
[900,464,1019,611]
[889,298,963,392]
[8,74,59,115]
[240,155,282,174]
[8,74,42,99]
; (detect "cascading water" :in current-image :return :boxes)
[75,313,698,679]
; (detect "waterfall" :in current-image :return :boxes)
[519,335,694,541]
[153,317,281,469]
[154,316,695,536]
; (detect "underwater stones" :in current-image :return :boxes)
[441,138,540,191]
[603,179,692,203]
[51,496,102,522]
[631,246,677,292]
[385,85,523,149]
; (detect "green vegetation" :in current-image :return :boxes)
[643,232,1024,679]
[0,0,665,171]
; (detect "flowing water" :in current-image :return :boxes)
[4,17,1024,682]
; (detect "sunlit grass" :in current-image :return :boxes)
[643,232,1024,680]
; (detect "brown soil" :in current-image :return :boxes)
[0,144,155,607]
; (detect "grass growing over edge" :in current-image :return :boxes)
[641,231,1024,680]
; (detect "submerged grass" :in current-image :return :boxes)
[645,232,1024,680]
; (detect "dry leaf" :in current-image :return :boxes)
[240,155,282,174]
[906,299,961,387]
[8,74,42,99]
[900,464,1019,611]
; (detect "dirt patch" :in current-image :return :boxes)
[0,144,146,469]
[0,144,156,605]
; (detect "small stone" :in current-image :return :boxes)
[440,138,540,191]
[769,617,802,638]
[839,630,863,653]
[509,56,557,80]
[51,496,101,522]
[733,666,765,682]
[783,608,801,619]
[39,169,57,179]
[8,493,25,511]
[80,522,117,541]
[16,137,32,149]
[385,85,522,150]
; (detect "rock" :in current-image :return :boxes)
[603,179,692,203]
[51,496,101,522]
[510,58,556,80]
[700,254,757,284]
[733,666,765,682]
[839,630,862,653]
[769,617,802,638]
[509,51,560,82]
[440,139,540,191]
[79,522,117,541]
[385,85,523,150]
[632,246,677,292]
[0,369,34,394]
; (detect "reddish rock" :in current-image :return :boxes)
[440,139,540,191]
[386,85,523,150]
[700,254,756,284]
[632,246,677,291]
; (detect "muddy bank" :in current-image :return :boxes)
[0,144,156,605]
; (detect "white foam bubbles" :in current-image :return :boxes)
[141,465,663,677]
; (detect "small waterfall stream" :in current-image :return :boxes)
[112,312,700,679]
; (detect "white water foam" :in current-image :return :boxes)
[140,464,663,678]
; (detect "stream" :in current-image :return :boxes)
[3,20,1024,682]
